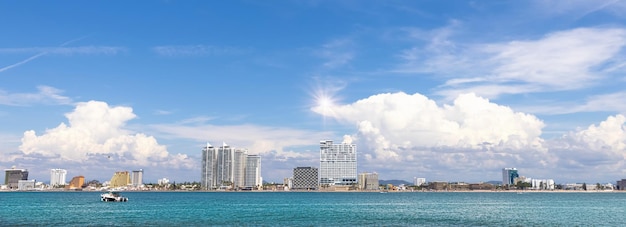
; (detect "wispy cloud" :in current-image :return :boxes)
[149,122,334,159]
[0,46,124,55]
[518,91,626,115]
[314,38,355,68]
[0,86,73,106]
[154,109,174,115]
[395,26,626,100]
[0,45,125,73]
[152,45,248,57]
[0,52,48,73]
[533,0,626,19]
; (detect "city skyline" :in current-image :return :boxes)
[1,1,626,184]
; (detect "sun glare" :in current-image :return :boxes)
[318,96,333,109]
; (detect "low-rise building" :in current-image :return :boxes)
[429,181,448,191]
[17,180,35,191]
[617,179,626,190]
[358,172,379,191]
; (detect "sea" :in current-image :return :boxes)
[1,191,625,226]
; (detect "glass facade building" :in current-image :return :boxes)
[502,168,519,186]
[131,169,143,188]
[4,168,28,190]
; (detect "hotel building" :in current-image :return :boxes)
[131,169,144,188]
[414,177,426,186]
[292,167,319,190]
[4,167,28,189]
[319,140,357,185]
[66,176,85,190]
[502,168,519,187]
[110,171,130,188]
[50,169,67,187]
[201,142,261,190]
[244,155,262,189]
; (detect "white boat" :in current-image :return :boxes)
[101,191,128,202]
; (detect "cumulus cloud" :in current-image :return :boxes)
[551,115,626,164]
[313,92,546,167]
[313,91,626,182]
[18,101,194,168]
[546,115,626,181]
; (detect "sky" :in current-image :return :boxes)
[1,0,626,184]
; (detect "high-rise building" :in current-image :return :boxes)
[66,176,85,190]
[502,168,519,186]
[319,140,357,185]
[201,142,262,190]
[4,167,28,189]
[131,169,144,188]
[50,169,67,187]
[233,149,248,188]
[292,167,318,190]
[201,143,217,189]
[216,142,235,189]
[414,177,426,186]
[358,172,379,190]
[617,179,626,190]
[110,171,130,188]
[244,155,262,189]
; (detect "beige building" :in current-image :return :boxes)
[66,176,85,190]
[358,172,379,190]
[110,171,131,188]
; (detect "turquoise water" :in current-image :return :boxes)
[1,191,625,226]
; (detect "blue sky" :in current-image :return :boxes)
[2,0,626,184]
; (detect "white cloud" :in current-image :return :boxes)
[547,115,626,180]
[0,46,124,73]
[533,0,626,19]
[313,92,546,163]
[515,91,626,115]
[152,45,247,57]
[18,101,194,168]
[313,91,626,182]
[0,86,73,106]
[149,121,334,160]
[485,28,626,88]
[0,46,125,55]
[314,38,355,68]
[0,133,21,162]
[396,27,626,100]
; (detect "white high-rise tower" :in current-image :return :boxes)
[50,169,67,187]
[202,142,261,190]
[319,140,357,185]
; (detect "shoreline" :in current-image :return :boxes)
[2,189,624,193]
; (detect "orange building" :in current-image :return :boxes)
[65,176,85,190]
